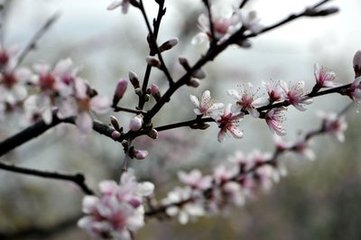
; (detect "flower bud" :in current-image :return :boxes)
[192,68,206,79]
[146,56,161,68]
[150,83,161,101]
[129,71,140,89]
[129,115,143,131]
[148,128,158,139]
[305,7,339,17]
[159,38,178,52]
[111,130,121,140]
[187,78,200,88]
[110,115,120,131]
[353,50,361,78]
[112,79,128,106]
[133,149,148,160]
[178,57,191,71]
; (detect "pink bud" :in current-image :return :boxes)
[129,115,143,131]
[134,149,148,160]
[112,79,128,106]
[150,83,161,101]
[353,50,361,78]
[111,130,121,140]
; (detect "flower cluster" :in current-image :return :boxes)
[189,62,339,142]
[192,6,262,45]
[161,149,285,224]
[0,53,110,134]
[78,171,154,240]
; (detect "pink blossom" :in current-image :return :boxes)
[129,115,143,131]
[192,7,242,45]
[215,104,244,142]
[59,78,110,134]
[239,10,263,34]
[33,58,78,96]
[162,187,205,225]
[281,80,312,111]
[213,165,238,184]
[349,77,361,102]
[107,0,131,14]
[0,67,31,105]
[292,137,315,160]
[263,80,284,103]
[228,83,268,117]
[318,112,348,142]
[190,90,224,116]
[265,107,286,136]
[314,63,336,88]
[133,149,148,160]
[178,169,212,190]
[78,171,154,239]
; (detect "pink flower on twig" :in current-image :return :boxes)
[228,83,268,118]
[281,80,312,111]
[190,90,224,116]
[214,104,244,142]
[265,107,286,136]
[314,63,336,88]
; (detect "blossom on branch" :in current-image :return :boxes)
[78,171,154,240]
[313,63,336,88]
[178,169,212,190]
[318,112,348,142]
[214,104,244,142]
[263,79,284,103]
[162,187,205,225]
[239,10,263,34]
[281,80,312,111]
[349,77,361,103]
[190,90,224,116]
[265,107,287,136]
[192,7,242,45]
[228,83,268,117]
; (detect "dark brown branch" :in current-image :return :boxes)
[0,113,72,157]
[0,161,94,195]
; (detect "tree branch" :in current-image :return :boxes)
[0,161,94,195]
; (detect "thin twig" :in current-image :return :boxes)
[113,106,147,114]
[143,0,337,123]
[239,0,250,9]
[0,161,94,195]
[138,0,172,110]
[202,0,216,48]
[14,12,60,69]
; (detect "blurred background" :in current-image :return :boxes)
[1,0,361,239]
